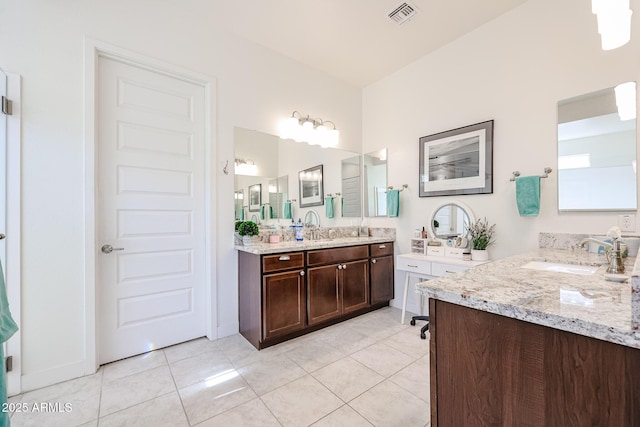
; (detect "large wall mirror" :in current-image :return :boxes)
[234,127,361,222]
[557,82,637,211]
[364,148,387,217]
[430,201,475,248]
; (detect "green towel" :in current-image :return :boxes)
[516,176,540,216]
[239,207,245,220]
[387,189,400,217]
[269,205,274,219]
[283,201,292,219]
[259,205,265,220]
[0,260,18,427]
[325,197,334,219]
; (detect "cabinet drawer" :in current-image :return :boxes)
[396,256,431,275]
[263,252,305,273]
[370,242,393,257]
[431,262,471,277]
[427,246,445,256]
[307,245,369,266]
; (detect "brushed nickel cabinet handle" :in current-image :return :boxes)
[279,255,291,261]
[379,244,386,249]
[299,271,305,276]
[372,259,377,264]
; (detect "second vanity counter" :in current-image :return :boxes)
[416,248,640,349]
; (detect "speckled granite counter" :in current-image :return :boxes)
[416,248,640,349]
[235,236,394,255]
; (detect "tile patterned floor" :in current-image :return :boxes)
[9,307,430,427]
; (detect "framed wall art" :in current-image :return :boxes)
[248,183,262,212]
[298,164,324,207]
[419,120,493,197]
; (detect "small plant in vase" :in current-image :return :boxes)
[238,221,260,245]
[467,217,495,261]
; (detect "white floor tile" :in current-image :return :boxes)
[169,348,234,389]
[98,392,188,427]
[389,355,430,403]
[102,350,167,382]
[312,357,384,402]
[195,397,281,427]
[163,337,220,364]
[179,371,257,425]
[351,342,416,378]
[311,405,373,427]
[350,380,429,427]
[261,375,343,427]
[100,365,175,417]
[238,354,306,396]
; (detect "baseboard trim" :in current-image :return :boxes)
[21,360,86,393]
[216,321,239,339]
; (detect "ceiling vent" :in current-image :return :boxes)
[388,2,418,26]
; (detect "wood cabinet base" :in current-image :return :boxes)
[429,300,640,426]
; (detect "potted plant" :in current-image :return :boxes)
[467,217,495,261]
[238,220,260,245]
[433,219,440,234]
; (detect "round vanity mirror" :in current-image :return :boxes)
[304,210,320,227]
[430,201,475,246]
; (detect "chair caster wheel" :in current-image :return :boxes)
[410,319,416,326]
[420,333,426,340]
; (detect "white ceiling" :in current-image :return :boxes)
[209,0,528,87]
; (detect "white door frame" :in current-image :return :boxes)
[83,38,217,374]
[4,72,22,396]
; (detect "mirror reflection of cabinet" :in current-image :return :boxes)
[364,149,387,217]
[557,83,637,211]
[431,201,475,244]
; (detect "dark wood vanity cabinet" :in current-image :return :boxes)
[370,242,394,304]
[307,245,369,325]
[239,242,394,349]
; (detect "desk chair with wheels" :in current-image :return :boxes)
[410,315,429,339]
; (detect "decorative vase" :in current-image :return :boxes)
[242,235,259,245]
[471,249,489,261]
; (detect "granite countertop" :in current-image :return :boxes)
[235,236,395,255]
[416,248,640,349]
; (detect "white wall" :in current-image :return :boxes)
[0,0,361,389]
[362,0,640,314]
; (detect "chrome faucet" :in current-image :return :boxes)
[578,237,625,274]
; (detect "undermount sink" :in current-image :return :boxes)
[520,261,599,275]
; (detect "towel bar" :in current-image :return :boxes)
[386,184,408,192]
[510,167,552,182]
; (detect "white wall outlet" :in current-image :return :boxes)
[618,214,636,232]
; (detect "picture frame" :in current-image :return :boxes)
[298,164,324,208]
[419,120,493,197]
[248,183,262,212]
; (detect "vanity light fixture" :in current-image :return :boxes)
[279,111,339,148]
[234,158,257,176]
[614,81,636,121]
[592,0,633,50]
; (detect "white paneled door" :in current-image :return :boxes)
[97,56,206,364]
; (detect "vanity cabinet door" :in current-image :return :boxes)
[307,264,341,325]
[263,270,306,340]
[342,259,370,314]
[370,255,394,304]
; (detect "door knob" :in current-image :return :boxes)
[372,259,377,264]
[299,271,305,276]
[101,244,124,254]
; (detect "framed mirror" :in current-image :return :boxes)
[341,155,362,217]
[304,210,320,227]
[364,148,387,217]
[557,83,637,211]
[430,201,475,247]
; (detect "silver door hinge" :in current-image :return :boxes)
[5,356,12,372]
[2,96,12,115]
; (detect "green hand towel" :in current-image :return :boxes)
[260,205,266,220]
[269,205,274,219]
[283,201,292,219]
[0,260,18,427]
[387,189,400,217]
[325,197,335,219]
[516,176,541,216]
[239,207,245,221]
